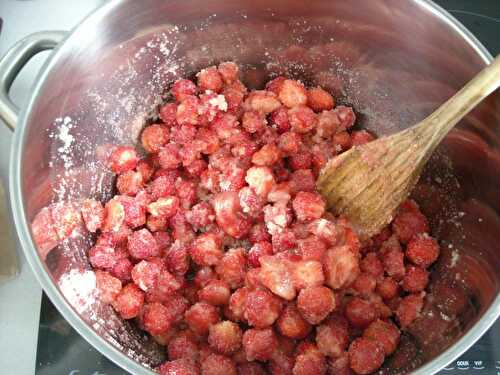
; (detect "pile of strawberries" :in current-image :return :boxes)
[32,62,440,375]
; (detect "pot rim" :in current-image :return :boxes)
[9,2,157,373]
[9,0,497,374]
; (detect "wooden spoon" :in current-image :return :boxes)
[317,55,500,240]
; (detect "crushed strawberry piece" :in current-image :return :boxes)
[392,204,429,244]
[141,124,169,153]
[278,79,307,108]
[143,302,172,335]
[363,319,400,356]
[159,103,178,126]
[199,279,231,306]
[259,255,296,300]
[208,320,242,355]
[396,293,425,328]
[315,314,349,358]
[185,302,220,335]
[95,270,122,304]
[190,232,223,266]
[112,283,144,319]
[157,359,199,375]
[31,207,59,259]
[81,199,104,233]
[345,297,378,328]
[323,245,360,290]
[406,234,440,268]
[242,328,277,361]
[131,259,162,292]
[50,201,81,240]
[127,228,160,260]
[109,146,138,174]
[167,330,199,361]
[197,66,224,93]
[244,289,282,328]
[276,302,311,339]
[348,337,385,375]
[292,191,326,221]
[307,87,334,112]
[297,286,336,325]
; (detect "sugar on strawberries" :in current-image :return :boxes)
[30,61,442,375]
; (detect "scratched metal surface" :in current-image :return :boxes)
[32,1,500,375]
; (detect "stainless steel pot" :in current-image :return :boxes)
[0,0,498,374]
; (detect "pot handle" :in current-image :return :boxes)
[0,31,67,131]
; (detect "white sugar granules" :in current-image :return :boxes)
[57,116,75,153]
[50,116,75,177]
[450,249,460,268]
[59,269,97,315]
[208,94,228,112]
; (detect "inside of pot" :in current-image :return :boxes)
[19,0,500,372]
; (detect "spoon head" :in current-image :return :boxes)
[317,130,426,239]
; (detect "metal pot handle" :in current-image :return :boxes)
[0,31,67,131]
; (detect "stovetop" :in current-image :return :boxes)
[25,1,499,374]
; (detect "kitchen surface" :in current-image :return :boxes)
[0,1,499,374]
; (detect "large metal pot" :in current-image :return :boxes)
[0,0,498,373]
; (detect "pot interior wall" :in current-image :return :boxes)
[19,0,500,372]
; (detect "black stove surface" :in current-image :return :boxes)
[36,1,500,374]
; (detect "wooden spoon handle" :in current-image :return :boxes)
[420,55,500,148]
